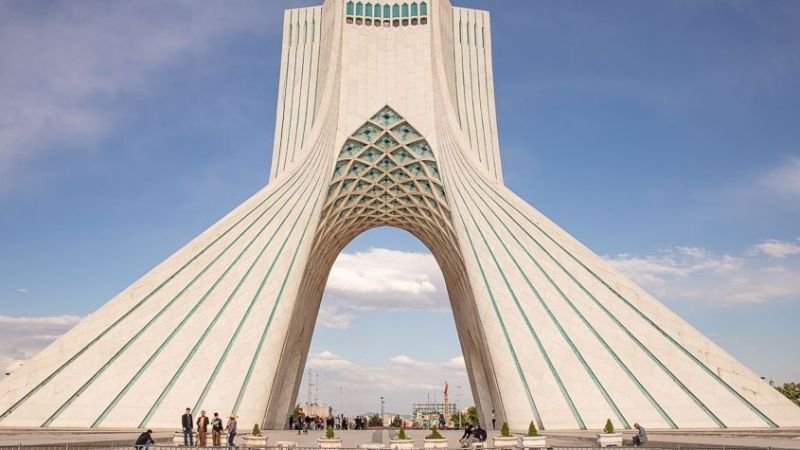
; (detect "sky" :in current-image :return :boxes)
[1,0,799,418]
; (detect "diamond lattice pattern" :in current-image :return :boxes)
[320,106,452,241]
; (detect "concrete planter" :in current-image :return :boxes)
[518,436,547,449]
[358,444,387,450]
[317,438,343,449]
[597,433,623,447]
[423,438,448,449]
[388,439,414,450]
[492,436,517,449]
[242,434,269,448]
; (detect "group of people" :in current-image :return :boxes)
[181,407,237,447]
[455,421,647,448]
[134,408,648,449]
[291,410,371,434]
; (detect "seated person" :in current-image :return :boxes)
[632,423,648,446]
[473,426,487,442]
[463,425,487,447]
[135,429,154,450]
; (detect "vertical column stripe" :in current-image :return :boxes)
[450,171,586,430]
[43,157,318,427]
[0,154,310,424]
[107,143,327,428]
[191,123,334,413]
[466,164,727,428]
[449,138,671,429]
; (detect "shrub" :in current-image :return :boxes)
[603,419,614,434]
[527,421,538,437]
[325,426,335,439]
[500,421,510,437]
[397,426,408,440]
[426,426,443,439]
[251,424,262,437]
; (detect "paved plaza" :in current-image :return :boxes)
[2,428,800,449]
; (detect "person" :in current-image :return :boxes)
[226,415,238,448]
[462,424,486,448]
[473,425,487,443]
[297,409,304,434]
[212,412,224,447]
[197,410,209,447]
[491,410,496,430]
[632,422,648,446]
[182,407,194,446]
[458,423,474,447]
[135,429,154,450]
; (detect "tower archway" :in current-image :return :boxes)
[261,106,498,429]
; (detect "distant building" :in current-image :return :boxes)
[301,403,332,418]
[413,402,457,428]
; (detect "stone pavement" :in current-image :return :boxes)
[2,428,800,448]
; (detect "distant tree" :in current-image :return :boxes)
[391,415,403,428]
[466,406,479,426]
[527,421,538,437]
[397,425,409,440]
[368,414,384,427]
[450,412,466,427]
[775,382,800,406]
[426,426,443,439]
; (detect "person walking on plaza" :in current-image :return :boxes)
[226,415,238,448]
[182,407,194,446]
[491,410,496,430]
[212,412,224,446]
[297,409,305,435]
[197,410,209,447]
[135,429,154,450]
[632,423,648,446]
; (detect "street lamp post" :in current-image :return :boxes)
[380,396,385,426]
[456,385,462,429]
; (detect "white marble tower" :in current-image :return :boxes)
[1,0,799,431]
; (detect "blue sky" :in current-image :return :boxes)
[0,0,799,416]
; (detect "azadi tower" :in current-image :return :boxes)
[1,0,799,431]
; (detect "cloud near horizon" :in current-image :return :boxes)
[304,350,470,414]
[0,315,82,373]
[317,248,448,329]
[607,238,800,305]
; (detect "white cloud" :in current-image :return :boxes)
[390,355,434,369]
[444,356,466,369]
[759,157,800,198]
[15,288,28,294]
[0,315,82,373]
[319,248,448,329]
[607,240,800,305]
[751,238,800,258]
[302,351,471,415]
[0,1,281,192]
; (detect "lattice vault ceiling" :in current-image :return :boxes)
[316,106,454,247]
